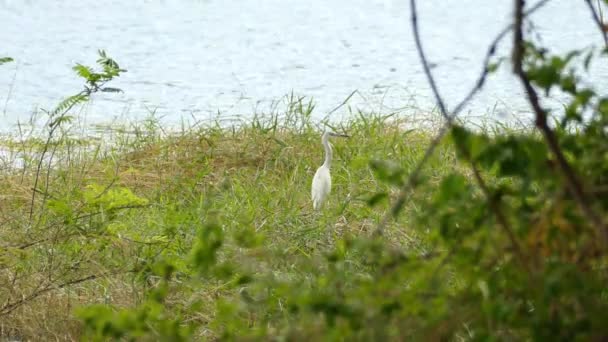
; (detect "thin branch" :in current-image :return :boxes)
[0,269,132,316]
[14,232,79,250]
[30,187,56,199]
[324,89,359,119]
[512,0,608,244]
[451,0,553,115]
[74,204,151,221]
[29,125,59,221]
[584,0,608,48]
[409,4,448,120]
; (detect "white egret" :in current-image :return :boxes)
[311,131,349,210]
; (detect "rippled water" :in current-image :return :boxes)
[0,0,606,130]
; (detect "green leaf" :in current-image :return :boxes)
[527,64,560,93]
[560,75,577,94]
[73,64,93,79]
[0,57,13,65]
[51,94,89,117]
[563,50,581,65]
[583,49,594,70]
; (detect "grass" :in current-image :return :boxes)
[0,103,463,340]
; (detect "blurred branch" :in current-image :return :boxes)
[512,0,608,244]
[376,0,552,243]
[584,0,608,48]
[399,0,527,267]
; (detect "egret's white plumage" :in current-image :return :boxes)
[311,132,348,210]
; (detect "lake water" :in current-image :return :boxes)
[0,0,606,131]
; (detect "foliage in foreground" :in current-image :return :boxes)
[2,6,608,340]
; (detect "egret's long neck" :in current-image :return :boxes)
[322,133,332,168]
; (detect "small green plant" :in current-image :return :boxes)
[29,50,126,219]
[50,49,126,121]
[1,50,131,326]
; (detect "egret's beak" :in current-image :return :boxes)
[331,133,350,138]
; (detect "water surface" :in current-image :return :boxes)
[0,0,606,130]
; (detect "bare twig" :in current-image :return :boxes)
[512,0,608,244]
[13,232,81,250]
[37,132,62,225]
[74,204,151,221]
[0,269,132,316]
[324,89,359,120]
[584,0,608,48]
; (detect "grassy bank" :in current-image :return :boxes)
[0,109,460,340]
[2,101,608,341]
[4,22,608,338]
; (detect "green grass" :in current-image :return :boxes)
[0,107,462,340]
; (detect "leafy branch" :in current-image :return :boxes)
[512,0,608,244]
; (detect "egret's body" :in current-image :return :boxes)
[311,132,348,210]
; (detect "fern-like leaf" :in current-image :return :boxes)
[51,94,89,117]
[72,64,93,79]
[49,115,74,128]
